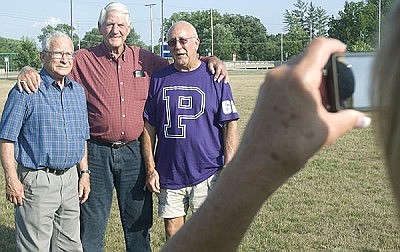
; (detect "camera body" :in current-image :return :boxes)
[325,52,375,112]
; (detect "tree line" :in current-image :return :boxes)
[0,0,394,71]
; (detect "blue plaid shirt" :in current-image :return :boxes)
[0,68,90,170]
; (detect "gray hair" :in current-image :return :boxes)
[98,2,131,27]
[41,32,74,52]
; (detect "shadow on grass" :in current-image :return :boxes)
[361,248,380,252]
[0,225,15,252]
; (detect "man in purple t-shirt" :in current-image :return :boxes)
[142,21,239,240]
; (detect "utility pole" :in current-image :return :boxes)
[161,0,164,56]
[145,3,156,53]
[210,9,214,56]
[70,0,73,39]
[280,33,283,65]
[378,0,381,48]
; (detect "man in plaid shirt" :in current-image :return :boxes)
[0,32,90,251]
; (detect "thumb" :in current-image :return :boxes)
[324,109,371,145]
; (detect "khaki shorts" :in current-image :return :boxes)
[158,171,220,218]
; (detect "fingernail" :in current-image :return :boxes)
[356,116,371,128]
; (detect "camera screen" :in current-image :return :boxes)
[327,52,376,112]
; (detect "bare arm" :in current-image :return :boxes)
[223,120,238,165]
[142,120,160,193]
[0,139,25,206]
[77,141,90,204]
[17,66,41,93]
[162,38,371,252]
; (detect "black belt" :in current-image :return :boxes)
[40,167,70,175]
[91,138,136,149]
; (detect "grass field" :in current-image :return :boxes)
[0,71,399,251]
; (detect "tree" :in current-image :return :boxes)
[329,0,395,52]
[222,14,269,61]
[125,27,147,48]
[210,24,240,60]
[164,10,222,57]
[79,27,147,49]
[14,37,41,70]
[0,36,41,71]
[163,11,269,60]
[283,0,329,57]
[38,24,80,50]
[80,28,103,49]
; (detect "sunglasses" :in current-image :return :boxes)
[167,37,197,47]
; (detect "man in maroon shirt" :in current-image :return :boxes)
[17,2,228,251]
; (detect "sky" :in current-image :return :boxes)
[0,0,357,47]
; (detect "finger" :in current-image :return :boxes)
[150,183,157,193]
[300,38,346,75]
[78,185,83,198]
[217,69,229,83]
[223,73,230,84]
[17,195,24,206]
[213,67,222,82]
[16,80,24,92]
[26,76,39,93]
[80,191,89,204]
[155,181,160,193]
[208,62,216,75]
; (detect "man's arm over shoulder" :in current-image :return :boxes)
[137,47,170,76]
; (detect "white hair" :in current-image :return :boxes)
[42,32,73,52]
[98,2,131,27]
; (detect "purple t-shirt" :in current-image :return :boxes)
[144,62,239,189]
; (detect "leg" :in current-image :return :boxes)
[80,141,115,252]
[51,166,82,252]
[158,188,189,241]
[164,217,185,240]
[114,141,152,252]
[15,166,62,251]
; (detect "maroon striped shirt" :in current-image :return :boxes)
[69,43,168,142]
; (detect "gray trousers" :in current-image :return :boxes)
[15,165,82,252]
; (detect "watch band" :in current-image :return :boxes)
[79,169,91,176]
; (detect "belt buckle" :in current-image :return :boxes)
[54,170,64,175]
[46,168,67,175]
[111,141,125,148]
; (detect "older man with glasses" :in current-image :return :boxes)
[0,32,90,251]
[142,21,239,240]
[15,2,229,251]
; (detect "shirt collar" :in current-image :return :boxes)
[100,42,126,61]
[39,68,74,92]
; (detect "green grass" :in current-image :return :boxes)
[0,71,399,251]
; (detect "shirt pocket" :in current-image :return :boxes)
[132,76,151,100]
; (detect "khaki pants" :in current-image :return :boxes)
[15,165,82,252]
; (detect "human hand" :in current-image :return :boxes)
[78,174,91,204]
[207,56,230,83]
[17,66,41,93]
[5,176,25,206]
[146,169,160,193]
[236,38,370,190]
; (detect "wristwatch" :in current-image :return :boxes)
[79,169,91,177]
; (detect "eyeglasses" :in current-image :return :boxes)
[167,37,197,47]
[44,51,74,60]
